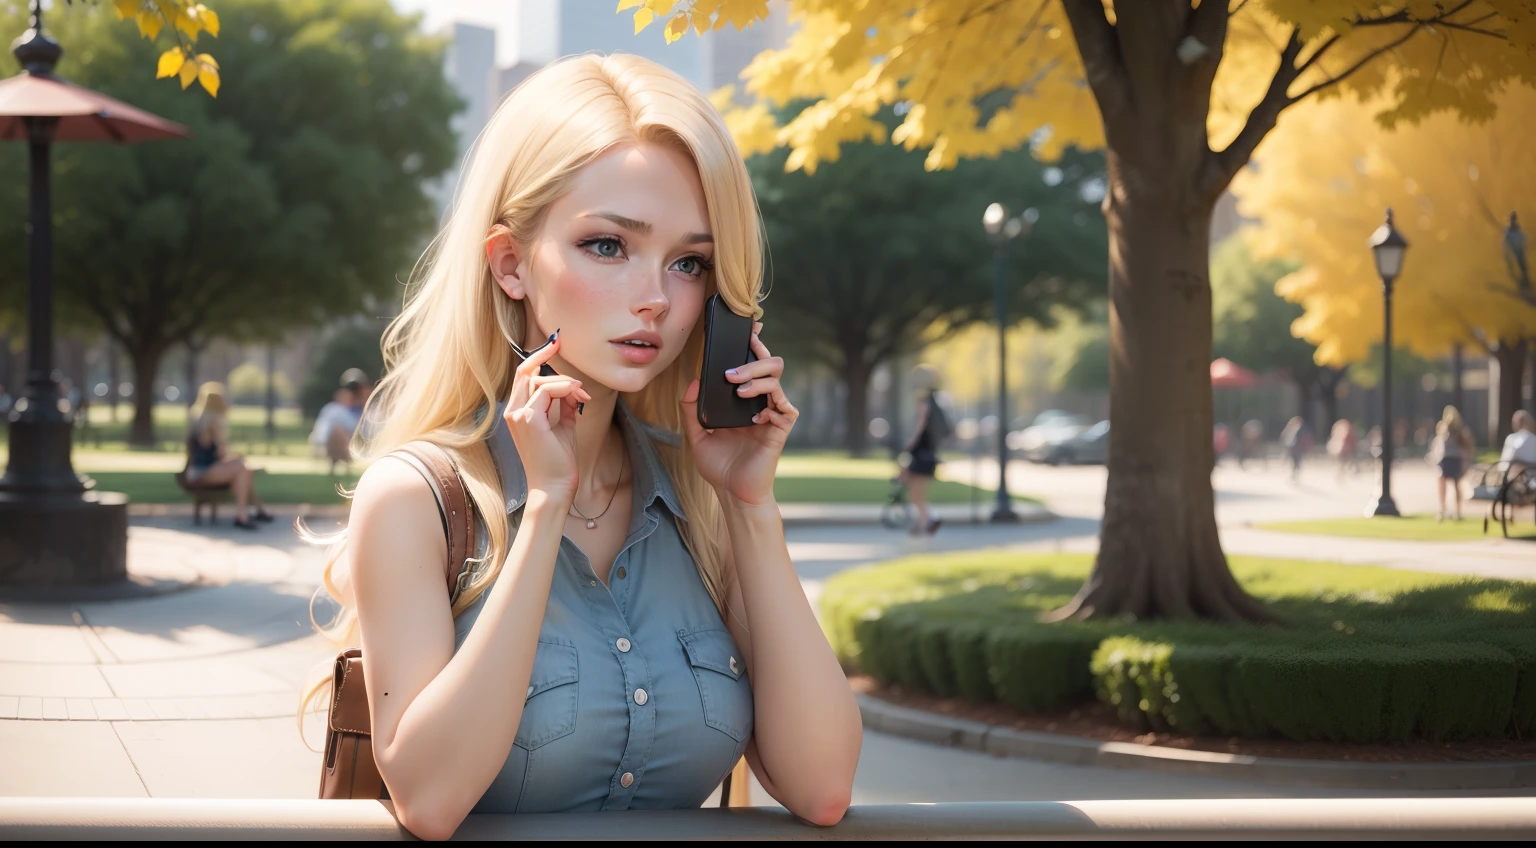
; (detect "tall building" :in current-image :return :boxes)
[430,21,498,215]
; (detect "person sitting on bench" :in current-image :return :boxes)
[187,381,272,530]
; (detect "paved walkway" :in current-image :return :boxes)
[1,462,1531,802]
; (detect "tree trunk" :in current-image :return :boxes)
[1317,367,1345,435]
[1451,344,1465,418]
[841,356,873,457]
[1051,156,1270,623]
[1490,341,1528,445]
[1294,378,1316,439]
[128,347,165,449]
[107,341,119,424]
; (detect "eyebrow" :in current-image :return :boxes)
[585,212,712,245]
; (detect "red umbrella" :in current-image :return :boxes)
[0,72,188,142]
[1210,358,1259,389]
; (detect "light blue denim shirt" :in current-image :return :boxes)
[453,401,753,814]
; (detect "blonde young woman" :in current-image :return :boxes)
[1429,405,1476,521]
[186,382,272,529]
[301,55,860,839]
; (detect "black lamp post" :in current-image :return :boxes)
[982,202,1027,523]
[1505,212,1531,297]
[1367,209,1408,518]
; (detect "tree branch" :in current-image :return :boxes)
[1060,0,1132,138]
[1288,24,1422,102]
[1201,27,1302,198]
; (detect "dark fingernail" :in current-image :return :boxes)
[577,402,585,414]
[550,329,559,343]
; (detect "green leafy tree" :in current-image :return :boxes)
[752,137,1106,454]
[1210,236,1345,431]
[300,321,385,421]
[0,0,458,446]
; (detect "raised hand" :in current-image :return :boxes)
[503,332,592,504]
[681,323,798,507]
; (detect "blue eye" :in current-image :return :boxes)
[672,255,713,278]
[579,236,624,259]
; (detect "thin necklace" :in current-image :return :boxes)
[570,446,627,530]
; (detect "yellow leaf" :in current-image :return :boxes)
[665,13,688,43]
[691,10,710,37]
[633,8,654,34]
[648,1,677,17]
[175,9,202,41]
[616,0,645,10]
[195,52,219,70]
[179,55,199,89]
[198,6,220,37]
[113,0,140,22]
[135,8,163,40]
[198,64,220,97]
[156,47,186,79]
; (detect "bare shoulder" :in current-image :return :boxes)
[350,456,448,583]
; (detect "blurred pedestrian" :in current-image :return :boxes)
[900,364,950,536]
[1280,416,1310,482]
[1327,419,1359,478]
[186,381,272,530]
[1238,419,1265,469]
[1213,423,1230,469]
[1499,409,1536,469]
[1427,405,1475,521]
[310,384,361,476]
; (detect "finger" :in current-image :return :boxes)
[734,376,782,400]
[725,355,782,382]
[524,380,587,421]
[514,332,561,381]
[752,405,796,431]
[748,331,773,363]
[752,322,763,335]
[508,334,559,410]
[679,379,709,446]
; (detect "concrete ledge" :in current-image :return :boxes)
[859,695,1536,791]
[3,798,1536,840]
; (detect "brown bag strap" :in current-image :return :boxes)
[391,441,478,600]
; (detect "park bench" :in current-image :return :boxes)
[174,436,232,526]
[1468,460,1536,538]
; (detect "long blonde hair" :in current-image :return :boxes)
[189,381,228,444]
[298,53,763,720]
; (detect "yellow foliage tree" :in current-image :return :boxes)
[1236,84,1536,443]
[621,0,1536,622]
[100,0,222,96]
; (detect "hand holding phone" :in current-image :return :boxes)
[697,294,768,429]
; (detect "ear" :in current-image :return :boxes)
[486,224,527,300]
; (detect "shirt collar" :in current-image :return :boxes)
[489,399,685,519]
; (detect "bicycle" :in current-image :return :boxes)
[880,475,912,530]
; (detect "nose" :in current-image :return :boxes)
[631,265,670,321]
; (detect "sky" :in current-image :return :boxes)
[388,0,529,66]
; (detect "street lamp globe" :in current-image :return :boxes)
[983,202,1007,236]
[1368,208,1409,280]
[1004,217,1024,240]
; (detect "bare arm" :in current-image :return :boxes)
[351,337,589,841]
[350,462,566,841]
[720,501,861,826]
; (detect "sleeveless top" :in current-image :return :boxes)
[452,401,753,813]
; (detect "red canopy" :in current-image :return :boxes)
[1210,358,1259,389]
[0,72,188,143]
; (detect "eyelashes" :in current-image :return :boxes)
[575,235,713,279]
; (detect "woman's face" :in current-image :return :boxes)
[491,141,714,396]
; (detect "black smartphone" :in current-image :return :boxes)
[697,294,766,429]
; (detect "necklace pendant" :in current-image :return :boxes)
[586,519,597,529]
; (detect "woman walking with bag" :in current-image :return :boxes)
[1429,405,1476,521]
[300,55,859,840]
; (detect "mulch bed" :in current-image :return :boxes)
[851,674,1536,763]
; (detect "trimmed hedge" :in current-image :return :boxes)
[821,553,1536,744]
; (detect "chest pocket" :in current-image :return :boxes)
[678,628,753,743]
[514,639,579,750]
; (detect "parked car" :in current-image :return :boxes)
[1048,420,1109,465]
[1008,411,1090,462]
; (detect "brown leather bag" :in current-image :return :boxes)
[316,440,751,806]
[319,441,476,800]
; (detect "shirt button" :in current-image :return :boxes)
[616,638,632,653]
[589,579,597,587]
[633,687,649,706]
[620,772,634,788]
[616,566,627,580]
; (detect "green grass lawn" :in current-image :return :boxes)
[1259,514,1535,541]
[82,470,362,505]
[821,551,1536,742]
